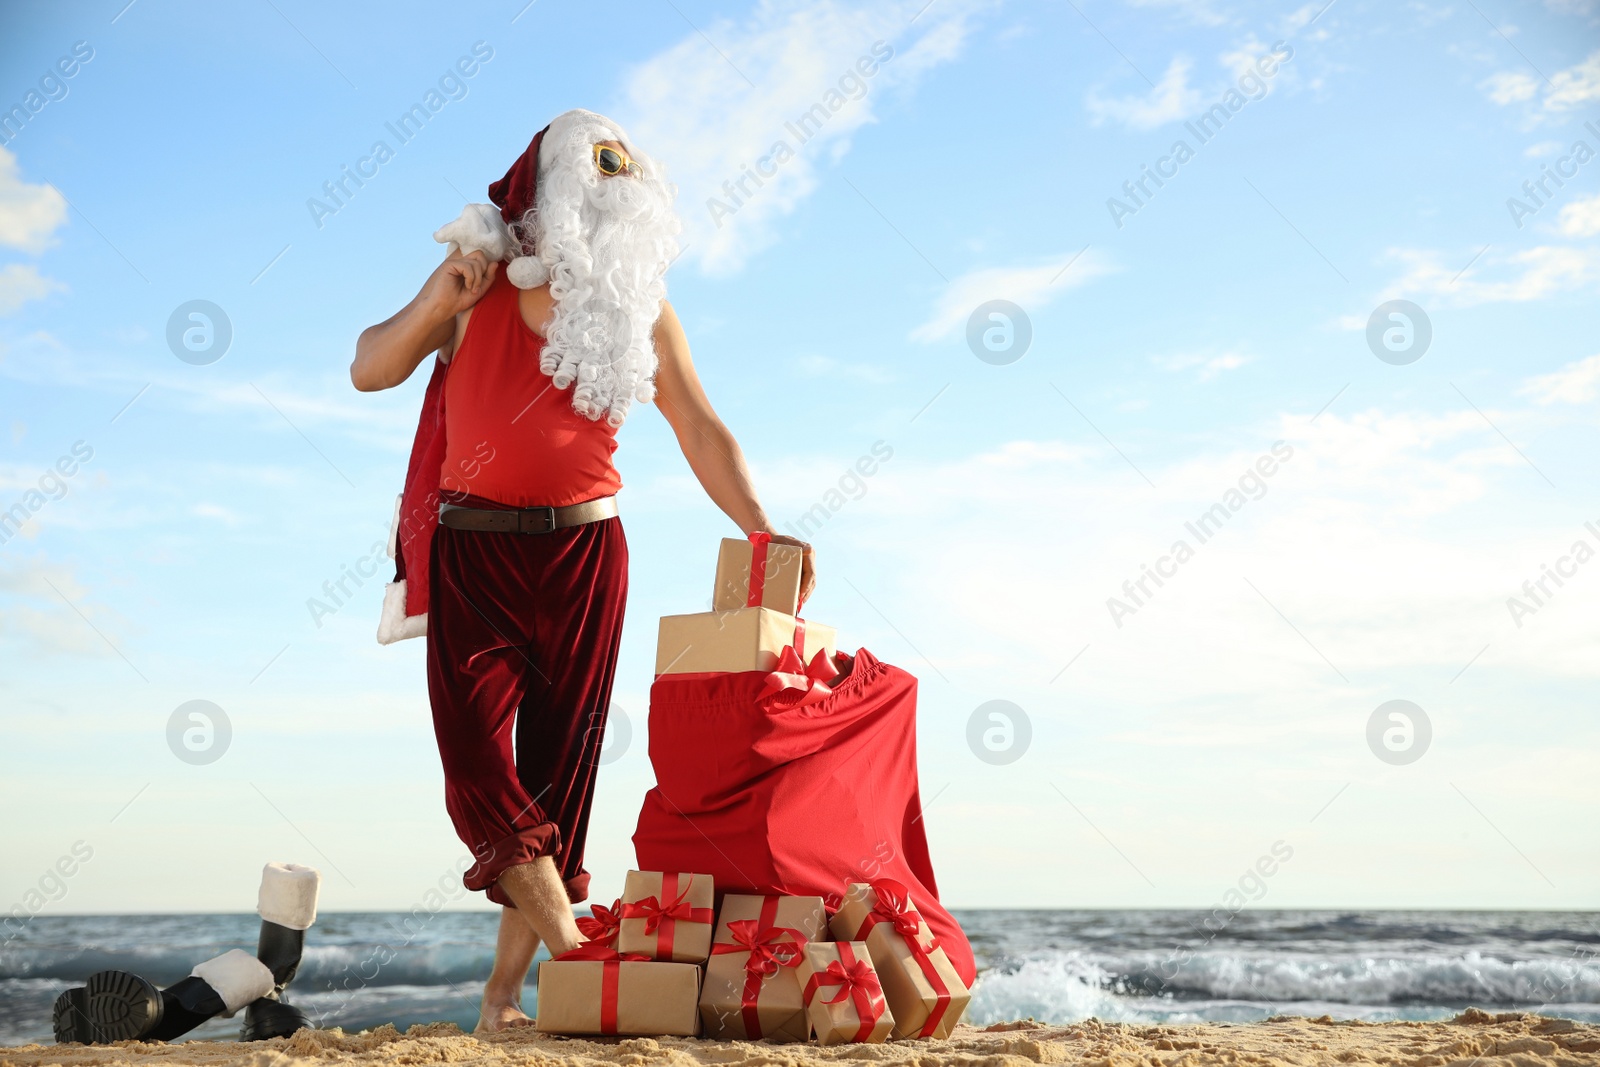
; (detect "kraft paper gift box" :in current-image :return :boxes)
[655,608,837,676]
[828,880,971,1039]
[534,948,701,1037]
[616,870,716,963]
[714,893,829,945]
[698,918,810,1041]
[713,535,804,615]
[796,940,893,1045]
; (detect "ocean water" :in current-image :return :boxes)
[2,910,1597,1046]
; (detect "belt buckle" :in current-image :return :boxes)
[520,505,557,534]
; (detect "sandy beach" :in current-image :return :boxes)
[5,1011,1598,1067]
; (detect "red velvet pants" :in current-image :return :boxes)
[426,514,627,906]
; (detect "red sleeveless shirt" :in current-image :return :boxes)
[441,270,624,507]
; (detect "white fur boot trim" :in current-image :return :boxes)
[507,255,549,289]
[191,949,275,1016]
[258,862,321,930]
[377,581,427,645]
[432,203,512,261]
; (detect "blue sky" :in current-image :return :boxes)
[2,0,1598,918]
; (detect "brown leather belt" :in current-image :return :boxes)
[439,496,618,535]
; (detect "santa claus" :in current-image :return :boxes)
[350,108,815,1032]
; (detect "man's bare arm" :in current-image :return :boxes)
[652,299,817,602]
[351,250,497,392]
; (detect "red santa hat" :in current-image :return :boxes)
[434,109,639,290]
[428,124,552,285]
[488,125,546,230]
[487,124,551,288]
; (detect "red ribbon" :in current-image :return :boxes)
[746,531,771,607]
[576,898,623,947]
[848,880,951,1037]
[553,944,650,962]
[757,643,837,710]
[710,918,806,1037]
[802,942,886,1042]
[620,872,712,960]
[551,944,650,1035]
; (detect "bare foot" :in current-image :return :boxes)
[475,1001,534,1034]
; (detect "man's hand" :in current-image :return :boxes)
[767,534,816,607]
[351,250,501,392]
[426,250,499,318]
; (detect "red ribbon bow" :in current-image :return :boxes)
[713,919,806,977]
[814,958,879,1004]
[710,918,807,1037]
[620,873,713,959]
[852,880,951,1038]
[551,943,650,1034]
[867,879,940,951]
[576,898,623,947]
[624,890,706,933]
[758,643,836,710]
[802,943,886,1042]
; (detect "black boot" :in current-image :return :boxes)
[52,972,159,1044]
[52,949,274,1044]
[240,921,311,1040]
[240,861,321,1041]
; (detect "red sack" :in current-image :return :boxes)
[632,649,976,986]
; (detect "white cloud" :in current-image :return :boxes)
[1517,353,1600,404]
[1558,191,1600,236]
[1482,49,1600,113]
[1088,38,1294,133]
[1123,0,1231,28]
[0,558,127,660]
[1523,139,1566,157]
[1086,57,1204,130]
[617,0,981,276]
[1546,49,1600,109]
[1280,3,1325,36]
[1408,3,1455,30]
[1481,70,1539,104]
[909,250,1117,342]
[1384,244,1600,306]
[768,403,1599,717]
[0,327,415,454]
[1218,39,1281,87]
[0,147,67,253]
[1157,350,1251,380]
[0,263,65,315]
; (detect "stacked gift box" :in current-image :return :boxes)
[534,870,971,1043]
[534,540,970,1042]
[655,534,838,678]
[533,870,713,1037]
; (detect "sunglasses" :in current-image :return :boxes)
[593,143,643,179]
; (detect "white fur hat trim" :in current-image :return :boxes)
[506,255,549,289]
[258,862,322,930]
[191,949,275,1016]
[432,203,512,261]
[540,108,625,171]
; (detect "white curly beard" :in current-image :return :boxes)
[512,110,682,427]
